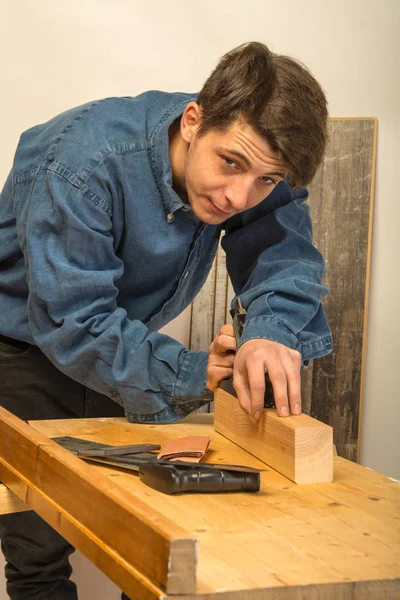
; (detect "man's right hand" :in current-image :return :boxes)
[206,324,236,392]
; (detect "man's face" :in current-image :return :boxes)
[183,120,288,225]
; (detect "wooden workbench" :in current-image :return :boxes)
[0,411,399,599]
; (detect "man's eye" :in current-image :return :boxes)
[260,176,276,185]
[223,158,237,168]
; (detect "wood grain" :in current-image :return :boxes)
[190,119,377,462]
[26,415,400,599]
[172,579,400,600]
[304,118,376,461]
[190,241,230,413]
[189,253,216,355]
[0,482,29,515]
[214,387,333,483]
[0,462,166,600]
[0,406,196,595]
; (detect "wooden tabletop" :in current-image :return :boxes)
[1,411,399,599]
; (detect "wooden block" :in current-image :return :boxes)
[0,482,29,515]
[214,387,333,483]
[0,406,196,595]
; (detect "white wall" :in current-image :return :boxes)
[1,1,399,598]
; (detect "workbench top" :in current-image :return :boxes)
[1,411,399,599]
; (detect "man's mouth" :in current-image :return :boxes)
[209,200,233,217]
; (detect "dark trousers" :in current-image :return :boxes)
[0,335,130,600]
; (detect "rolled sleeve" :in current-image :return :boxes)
[174,349,213,404]
[239,315,301,352]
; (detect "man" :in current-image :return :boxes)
[0,42,332,599]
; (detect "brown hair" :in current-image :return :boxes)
[196,42,328,187]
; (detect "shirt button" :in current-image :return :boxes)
[167,213,173,222]
[184,271,189,278]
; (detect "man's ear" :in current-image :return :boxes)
[181,102,202,143]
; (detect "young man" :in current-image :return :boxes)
[0,42,332,599]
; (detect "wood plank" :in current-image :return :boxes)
[225,277,235,325]
[0,463,165,600]
[214,387,333,483]
[189,241,231,353]
[0,406,197,595]
[189,254,217,414]
[189,258,216,353]
[0,482,29,515]
[28,415,400,599]
[211,241,230,413]
[189,240,235,353]
[304,118,377,461]
[213,242,229,338]
[171,579,400,599]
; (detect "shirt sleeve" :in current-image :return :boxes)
[24,168,212,423]
[222,185,333,363]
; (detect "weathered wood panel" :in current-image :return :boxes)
[190,119,376,461]
[305,119,376,461]
[189,257,217,413]
[189,242,230,352]
[213,243,229,338]
[189,262,216,355]
[190,242,229,413]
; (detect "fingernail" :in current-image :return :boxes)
[293,404,301,415]
[280,407,289,417]
[253,411,261,421]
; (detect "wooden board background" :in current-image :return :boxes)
[190,119,377,463]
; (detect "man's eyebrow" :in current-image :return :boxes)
[217,146,287,179]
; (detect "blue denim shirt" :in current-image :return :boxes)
[0,91,332,423]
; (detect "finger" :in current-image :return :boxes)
[282,355,301,415]
[211,353,235,368]
[232,372,252,417]
[213,366,233,381]
[214,334,237,354]
[266,360,289,417]
[207,366,234,391]
[247,362,266,420]
[219,324,235,337]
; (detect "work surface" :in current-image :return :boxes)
[1,413,399,599]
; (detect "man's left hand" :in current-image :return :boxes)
[233,339,302,420]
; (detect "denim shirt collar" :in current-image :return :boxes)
[150,96,196,220]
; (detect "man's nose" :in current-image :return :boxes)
[224,178,252,211]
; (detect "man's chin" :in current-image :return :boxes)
[194,209,227,225]
[190,199,230,224]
